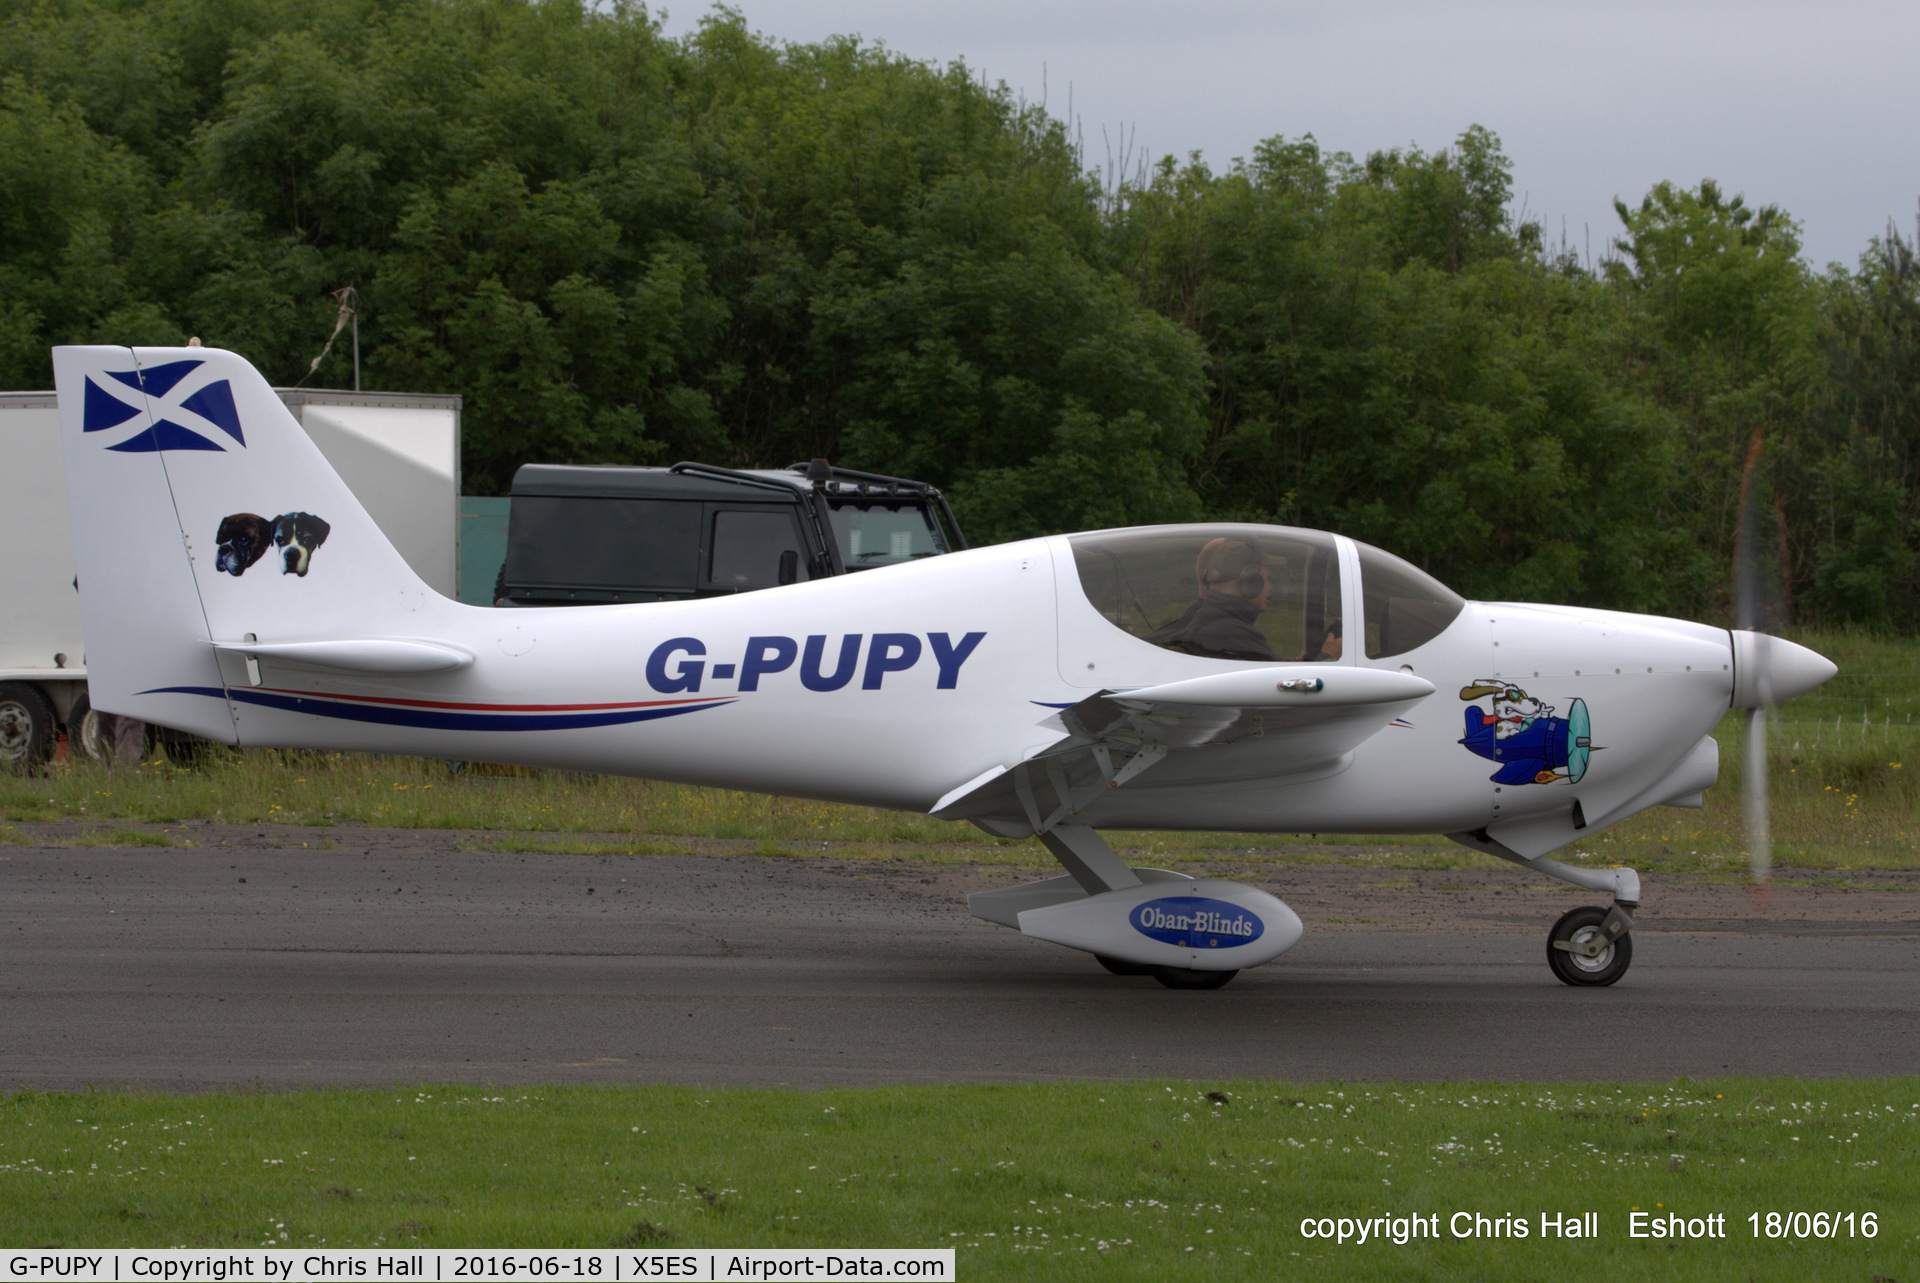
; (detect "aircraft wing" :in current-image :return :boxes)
[932,666,1434,834]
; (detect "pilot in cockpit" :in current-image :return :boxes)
[1147,539,1278,662]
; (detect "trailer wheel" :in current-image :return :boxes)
[0,682,57,771]
[65,692,115,763]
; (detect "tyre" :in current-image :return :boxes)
[1547,905,1633,987]
[0,682,57,771]
[66,692,114,762]
[1150,966,1238,990]
[1095,954,1152,976]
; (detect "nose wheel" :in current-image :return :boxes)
[1547,904,1633,986]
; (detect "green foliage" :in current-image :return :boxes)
[0,0,1914,617]
[1798,231,1920,623]
[0,0,1205,539]
[1111,133,1688,608]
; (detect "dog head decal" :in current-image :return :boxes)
[271,511,331,576]
[214,513,274,576]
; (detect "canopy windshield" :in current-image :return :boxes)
[1069,526,1345,663]
[1356,542,1465,658]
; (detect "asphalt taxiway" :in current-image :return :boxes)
[4,835,1916,1090]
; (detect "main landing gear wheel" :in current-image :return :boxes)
[1149,966,1238,990]
[1095,954,1153,976]
[66,692,114,763]
[1547,905,1633,987]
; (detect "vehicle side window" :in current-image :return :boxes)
[1358,542,1465,658]
[710,510,808,588]
[504,497,700,591]
[1070,526,1344,663]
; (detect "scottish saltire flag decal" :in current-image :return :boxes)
[106,359,203,397]
[83,358,246,453]
[82,377,143,432]
[141,686,735,732]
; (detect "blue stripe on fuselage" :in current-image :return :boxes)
[142,686,732,732]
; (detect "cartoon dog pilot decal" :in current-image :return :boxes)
[213,511,330,577]
[1458,680,1593,785]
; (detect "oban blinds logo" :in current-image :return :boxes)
[82,359,245,453]
[1130,896,1265,949]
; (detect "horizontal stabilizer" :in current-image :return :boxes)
[212,638,474,674]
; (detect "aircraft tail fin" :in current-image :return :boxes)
[53,345,455,738]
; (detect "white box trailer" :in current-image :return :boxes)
[0,387,460,766]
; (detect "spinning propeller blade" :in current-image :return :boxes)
[1733,426,1783,908]
[1742,700,1771,904]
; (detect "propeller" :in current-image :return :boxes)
[1731,428,1837,909]
[1733,427,1776,908]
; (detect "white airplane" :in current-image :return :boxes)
[52,344,1838,989]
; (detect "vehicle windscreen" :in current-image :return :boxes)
[1357,541,1465,657]
[503,496,700,591]
[829,501,943,569]
[1070,526,1345,663]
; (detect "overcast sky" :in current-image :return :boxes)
[655,0,1919,271]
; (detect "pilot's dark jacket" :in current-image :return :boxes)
[1148,592,1276,662]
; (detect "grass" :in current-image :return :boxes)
[4,628,1917,871]
[0,749,1464,873]
[63,828,176,847]
[1,1079,1912,1277]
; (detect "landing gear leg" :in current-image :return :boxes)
[1448,829,1640,987]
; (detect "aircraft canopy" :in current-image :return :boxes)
[1069,526,1345,664]
[1354,542,1465,658]
[1069,524,1465,663]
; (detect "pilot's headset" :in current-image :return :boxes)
[1200,540,1266,597]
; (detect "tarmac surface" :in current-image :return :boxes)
[4,825,1918,1090]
